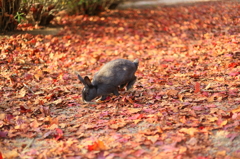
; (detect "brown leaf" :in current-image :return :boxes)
[166,90,178,97]
[34,69,43,80]
[186,137,198,145]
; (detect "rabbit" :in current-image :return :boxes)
[77,58,139,102]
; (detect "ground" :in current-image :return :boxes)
[0,1,239,159]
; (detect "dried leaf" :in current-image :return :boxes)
[179,128,199,136]
[2,150,18,159]
[88,140,107,151]
[18,88,27,97]
[147,135,159,144]
[194,82,201,93]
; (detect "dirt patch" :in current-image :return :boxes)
[1,27,62,37]
[209,130,240,157]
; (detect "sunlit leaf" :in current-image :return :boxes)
[179,128,199,137]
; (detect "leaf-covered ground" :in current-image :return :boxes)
[0,1,240,158]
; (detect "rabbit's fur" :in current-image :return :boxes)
[77,59,139,102]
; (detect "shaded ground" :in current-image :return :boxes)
[118,0,223,8]
[0,1,240,159]
[0,27,62,37]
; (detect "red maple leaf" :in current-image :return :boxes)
[54,128,63,140]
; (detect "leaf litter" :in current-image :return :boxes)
[0,1,240,158]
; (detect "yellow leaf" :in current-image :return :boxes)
[49,123,58,130]
[208,116,218,122]
[232,106,240,113]
[134,119,141,124]
[0,113,6,120]
[179,128,199,136]
[220,120,228,127]
[2,150,18,158]
[179,146,187,153]
[147,135,159,144]
[52,98,63,105]
[204,83,212,90]
[178,94,184,102]
[128,108,141,114]
[216,150,226,156]
[18,88,27,97]
[34,69,43,80]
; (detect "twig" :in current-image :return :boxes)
[202,89,227,93]
[23,83,34,94]
[24,138,35,150]
[179,89,189,94]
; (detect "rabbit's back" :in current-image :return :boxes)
[92,59,138,87]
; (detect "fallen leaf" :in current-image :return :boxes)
[231,106,240,113]
[167,90,178,97]
[18,88,27,97]
[0,131,8,138]
[216,150,226,156]
[179,128,199,136]
[194,82,201,93]
[147,135,159,144]
[54,128,63,140]
[34,69,43,80]
[88,140,107,151]
[0,113,6,120]
[186,137,198,145]
[2,150,18,159]
[192,106,204,111]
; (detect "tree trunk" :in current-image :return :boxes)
[0,0,21,32]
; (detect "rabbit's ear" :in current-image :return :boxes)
[84,76,92,86]
[78,74,88,86]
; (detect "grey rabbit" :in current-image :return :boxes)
[77,58,139,102]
